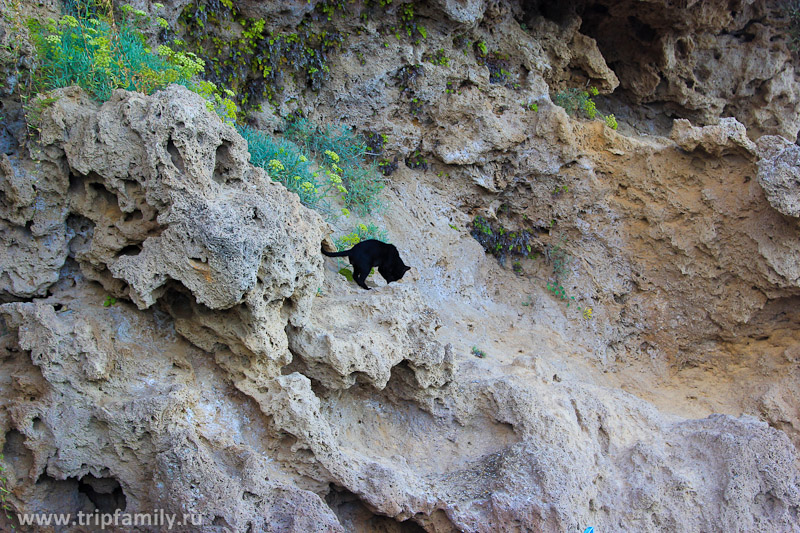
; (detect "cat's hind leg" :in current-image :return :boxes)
[353,266,371,290]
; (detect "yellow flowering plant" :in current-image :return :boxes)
[27,0,238,123]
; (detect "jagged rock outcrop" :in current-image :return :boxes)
[670,117,758,159]
[288,285,454,390]
[0,148,70,301]
[33,85,331,374]
[564,0,800,139]
[0,85,461,531]
[757,135,800,219]
[1,85,798,533]
[1,276,346,532]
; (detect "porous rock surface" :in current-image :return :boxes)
[549,0,800,139]
[757,135,800,218]
[1,1,800,532]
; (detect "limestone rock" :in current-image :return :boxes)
[34,85,327,368]
[2,1,800,530]
[0,278,344,532]
[670,117,757,159]
[564,0,800,139]
[288,285,455,390]
[756,135,800,218]
[428,0,486,26]
[568,33,620,94]
[428,86,530,167]
[0,147,70,301]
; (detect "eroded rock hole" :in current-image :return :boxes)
[66,215,96,258]
[68,171,87,196]
[676,38,690,58]
[160,283,195,320]
[123,209,144,223]
[78,474,127,514]
[167,138,186,173]
[88,181,121,210]
[3,429,33,477]
[521,0,577,25]
[325,484,426,532]
[627,16,657,43]
[116,244,142,258]
[213,141,236,184]
[280,298,294,321]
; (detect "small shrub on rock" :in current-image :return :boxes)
[27,0,236,121]
[470,215,538,266]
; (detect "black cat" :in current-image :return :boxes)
[322,239,411,290]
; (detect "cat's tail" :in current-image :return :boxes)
[321,246,350,258]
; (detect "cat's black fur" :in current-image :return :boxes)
[322,239,411,290]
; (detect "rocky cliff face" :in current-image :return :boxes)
[1,0,799,532]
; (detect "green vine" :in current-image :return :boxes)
[178,0,343,111]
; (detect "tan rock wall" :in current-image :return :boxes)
[0,0,799,531]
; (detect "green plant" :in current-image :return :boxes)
[103,295,117,307]
[238,125,332,211]
[0,453,14,530]
[470,215,539,266]
[555,86,618,130]
[30,5,179,99]
[551,184,569,197]
[546,281,570,301]
[547,239,571,281]
[27,1,237,121]
[364,131,389,154]
[405,149,427,170]
[546,281,593,318]
[398,3,426,40]
[471,346,487,358]
[334,222,388,251]
[426,48,449,66]
[784,1,800,50]
[554,86,599,119]
[284,118,385,215]
[452,34,471,55]
[409,96,424,116]
[474,45,517,88]
[543,239,594,318]
[317,0,345,22]
[377,158,398,176]
[178,0,343,110]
